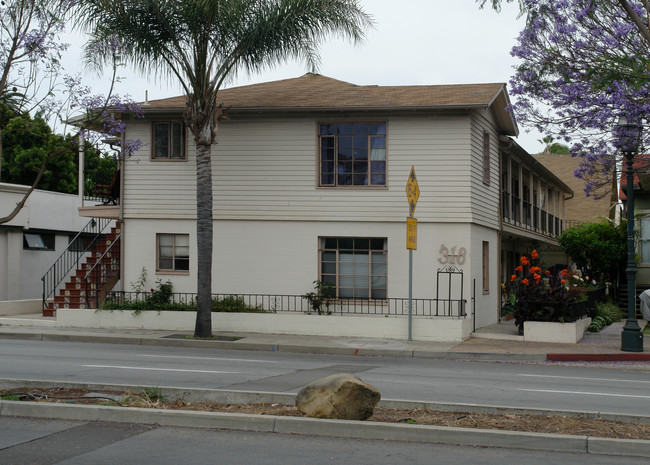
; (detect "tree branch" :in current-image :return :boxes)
[618,0,650,46]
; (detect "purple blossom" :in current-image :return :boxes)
[510,1,650,197]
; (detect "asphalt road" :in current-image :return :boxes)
[1,417,647,465]
[2,339,650,415]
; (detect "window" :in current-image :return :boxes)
[320,237,387,299]
[23,232,55,250]
[482,241,490,294]
[483,131,490,183]
[152,121,186,159]
[319,123,386,187]
[157,234,190,272]
[641,217,650,263]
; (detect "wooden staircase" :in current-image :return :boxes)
[43,223,121,316]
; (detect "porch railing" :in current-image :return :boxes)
[42,217,113,308]
[104,291,467,317]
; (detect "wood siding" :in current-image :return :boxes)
[470,110,501,229]
[123,113,486,223]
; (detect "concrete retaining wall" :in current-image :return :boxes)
[0,299,42,316]
[57,309,472,342]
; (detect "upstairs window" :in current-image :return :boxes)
[319,123,386,187]
[320,237,387,299]
[483,131,490,184]
[152,121,186,160]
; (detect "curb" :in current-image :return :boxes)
[0,330,550,361]
[547,353,650,362]
[3,379,649,425]
[3,400,650,457]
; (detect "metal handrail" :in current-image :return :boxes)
[41,217,114,309]
[84,233,121,309]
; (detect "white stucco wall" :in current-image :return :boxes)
[57,309,473,342]
[121,218,499,331]
[0,183,89,301]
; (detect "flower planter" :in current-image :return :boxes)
[523,317,592,344]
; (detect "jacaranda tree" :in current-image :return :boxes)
[75,0,373,338]
[0,0,142,224]
[479,0,650,199]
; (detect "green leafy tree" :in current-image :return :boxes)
[0,108,117,194]
[558,220,627,282]
[75,0,373,337]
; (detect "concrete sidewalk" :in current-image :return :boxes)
[1,313,649,362]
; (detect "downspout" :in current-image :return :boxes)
[78,133,84,205]
[119,130,126,292]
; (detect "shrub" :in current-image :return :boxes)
[588,300,624,332]
[558,220,626,283]
[211,296,266,313]
[511,249,584,332]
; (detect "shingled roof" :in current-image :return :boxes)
[141,73,518,135]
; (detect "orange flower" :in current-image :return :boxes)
[531,250,538,260]
[533,273,541,284]
[530,266,541,274]
[545,270,551,276]
[522,278,530,286]
[511,274,516,282]
[520,256,530,266]
[561,269,568,276]
[561,279,566,284]
[515,265,523,272]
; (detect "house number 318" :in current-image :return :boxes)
[437,244,466,265]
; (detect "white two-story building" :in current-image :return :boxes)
[57,73,571,341]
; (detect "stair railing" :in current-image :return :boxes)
[84,234,121,309]
[41,217,114,309]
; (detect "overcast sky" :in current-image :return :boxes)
[68,0,543,153]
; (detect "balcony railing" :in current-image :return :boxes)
[502,192,563,238]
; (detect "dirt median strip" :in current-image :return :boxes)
[2,385,650,442]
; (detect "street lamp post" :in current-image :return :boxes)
[618,116,644,352]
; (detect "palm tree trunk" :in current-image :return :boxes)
[194,137,213,338]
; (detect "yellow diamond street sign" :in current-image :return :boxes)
[405,166,420,217]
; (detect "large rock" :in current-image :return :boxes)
[295,373,381,420]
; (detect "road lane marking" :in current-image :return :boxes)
[82,364,240,374]
[138,355,276,363]
[518,374,650,384]
[518,388,650,399]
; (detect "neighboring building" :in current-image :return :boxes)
[61,73,570,340]
[500,141,573,286]
[0,183,88,302]
[533,152,612,228]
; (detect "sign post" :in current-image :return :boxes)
[405,166,419,341]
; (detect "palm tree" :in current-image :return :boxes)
[75,0,372,337]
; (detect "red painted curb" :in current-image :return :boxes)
[547,353,650,362]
